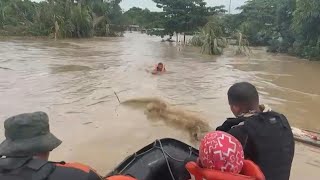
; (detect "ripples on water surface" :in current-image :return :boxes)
[0,33,320,177]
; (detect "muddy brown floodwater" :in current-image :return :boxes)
[0,33,320,179]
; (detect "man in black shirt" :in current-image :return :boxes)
[216,82,295,180]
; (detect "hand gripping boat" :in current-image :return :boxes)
[107,138,198,180]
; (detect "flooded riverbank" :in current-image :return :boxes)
[0,33,319,178]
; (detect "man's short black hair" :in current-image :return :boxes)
[228,82,259,109]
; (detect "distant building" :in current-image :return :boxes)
[128,25,140,32]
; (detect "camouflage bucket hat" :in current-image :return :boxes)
[0,112,62,157]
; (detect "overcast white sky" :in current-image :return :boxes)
[32,0,246,13]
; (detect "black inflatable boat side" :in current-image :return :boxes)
[107,138,199,180]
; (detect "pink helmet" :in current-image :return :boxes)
[199,131,244,173]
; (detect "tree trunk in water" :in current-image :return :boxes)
[77,24,81,38]
[239,32,243,53]
[239,32,242,47]
[106,24,110,36]
[77,2,82,38]
[0,1,4,26]
[176,32,178,42]
[184,33,186,45]
[53,14,57,40]
[1,10,4,28]
[54,21,59,41]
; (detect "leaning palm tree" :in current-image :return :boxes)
[189,31,204,46]
[234,31,251,55]
[201,22,227,55]
[70,5,93,38]
[192,20,227,55]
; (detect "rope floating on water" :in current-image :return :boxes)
[112,90,121,117]
[114,91,121,104]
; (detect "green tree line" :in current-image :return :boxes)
[122,7,165,29]
[226,0,320,60]
[153,0,225,35]
[1,0,319,60]
[0,0,125,38]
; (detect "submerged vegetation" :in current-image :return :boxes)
[229,0,320,60]
[190,18,227,55]
[152,0,226,36]
[0,0,125,38]
[189,0,319,60]
[0,0,319,60]
[150,0,320,60]
[123,7,164,30]
[234,32,251,56]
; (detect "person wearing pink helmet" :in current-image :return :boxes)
[185,131,265,180]
[198,131,244,173]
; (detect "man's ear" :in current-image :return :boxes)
[230,105,241,116]
[234,105,241,113]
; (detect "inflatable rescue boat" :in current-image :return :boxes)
[106,128,320,180]
[107,138,265,180]
[107,138,198,180]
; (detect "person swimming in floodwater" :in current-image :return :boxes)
[152,62,166,74]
